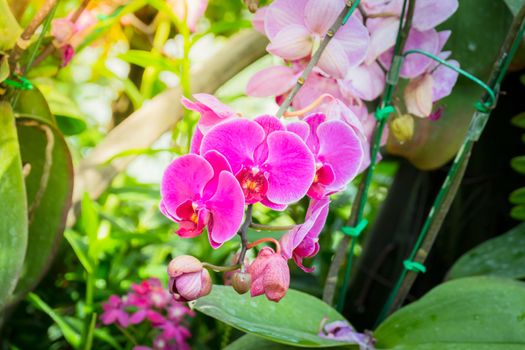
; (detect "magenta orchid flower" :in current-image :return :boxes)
[160,151,245,248]
[100,295,130,327]
[248,246,290,302]
[287,113,365,198]
[168,255,213,302]
[281,198,330,271]
[182,93,237,132]
[200,116,315,209]
[259,0,369,79]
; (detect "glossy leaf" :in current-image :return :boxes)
[225,335,352,350]
[13,87,57,126]
[375,277,525,349]
[194,286,349,347]
[503,0,525,15]
[447,223,525,280]
[0,102,28,310]
[510,187,525,204]
[511,156,525,174]
[511,205,525,220]
[12,117,73,301]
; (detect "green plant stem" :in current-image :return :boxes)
[237,205,253,269]
[202,263,241,272]
[140,17,171,98]
[323,0,416,309]
[117,324,138,346]
[376,4,525,324]
[275,0,360,118]
[249,223,295,231]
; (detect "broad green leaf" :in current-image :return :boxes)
[447,223,525,279]
[27,293,81,348]
[119,50,179,71]
[503,0,525,15]
[12,117,73,302]
[511,205,525,220]
[13,87,56,126]
[374,277,525,349]
[0,102,28,311]
[387,345,525,350]
[510,187,525,204]
[0,55,9,83]
[511,112,525,129]
[64,230,95,274]
[194,285,352,347]
[226,335,351,350]
[0,0,22,51]
[511,156,525,174]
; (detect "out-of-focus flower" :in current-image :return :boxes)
[160,152,245,247]
[51,18,76,46]
[281,198,330,271]
[167,255,213,302]
[200,116,315,210]
[390,114,414,143]
[248,247,290,302]
[100,295,130,327]
[287,113,365,198]
[169,0,208,32]
[259,0,369,78]
[319,320,376,350]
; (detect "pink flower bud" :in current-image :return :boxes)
[248,247,290,302]
[232,271,251,295]
[51,18,76,46]
[167,255,212,302]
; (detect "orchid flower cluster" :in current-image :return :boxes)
[248,0,460,142]
[99,278,194,350]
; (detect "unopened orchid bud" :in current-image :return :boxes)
[232,271,251,295]
[51,18,76,46]
[167,255,212,302]
[248,247,290,302]
[390,114,414,144]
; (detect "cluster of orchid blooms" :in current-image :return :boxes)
[100,278,194,350]
[160,0,460,305]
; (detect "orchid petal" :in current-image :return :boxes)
[246,66,297,97]
[405,74,434,117]
[342,61,386,101]
[264,0,308,39]
[202,150,232,199]
[412,0,459,31]
[252,6,267,34]
[304,0,343,36]
[432,59,459,101]
[318,38,351,79]
[286,121,310,141]
[333,16,369,68]
[267,24,313,61]
[366,17,399,64]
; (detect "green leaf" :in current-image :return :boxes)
[11,117,73,302]
[64,230,95,274]
[511,156,525,174]
[13,87,57,126]
[226,335,351,350]
[194,285,352,347]
[119,50,179,71]
[447,223,525,280]
[511,112,525,129]
[503,0,525,15]
[0,55,9,83]
[511,205,525,220]
[0,0,22,51]
[0,102,28,311]
[80,193,100,262]
[510,187,525,204]
[27,293,81,348]
[374,277,525,349]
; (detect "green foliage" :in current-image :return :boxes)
[511,156,525,175]
[0,102,28,311]
[0,0,22,51]
[503,0,525,15]
[374,277,525,349]
[194,285,351,348]
[225,335,351,350]
[448,223,525,280]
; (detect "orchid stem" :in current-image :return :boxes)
[237,205,253,268]
[247,237,281,254]
[202,263,241,273]
[275,0,360,117]
[283,94,334,117]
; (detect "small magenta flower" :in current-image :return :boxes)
[287,113,365,199]
[248,246,290,302]
[281,198,330,271]
[168,256,212,302]
[160,151,245,247]
[100,295,130,327]
[200,116,315,210]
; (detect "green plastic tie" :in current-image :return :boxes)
[3,75,34,90]
[403,260,427,273]
[342,0,360,25]
[375,105,395,121]
[342,219,368,238]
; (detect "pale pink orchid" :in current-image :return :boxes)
[287,113,365,199]
[319,320,376,350]
[160,152,245,248]
[169,0,209,32]
[167,255,213,302]
[248,246,290,302]
[200,115,315,210]
[257,0,369,79]
[100,295,130,327]
[281,198,330,272]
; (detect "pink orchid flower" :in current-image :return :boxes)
[160,152,245,248]
[168,255,213,302]
[248,246,290,302]
[365,0,458,64]
[100,295,130,327]
[258,0,369,79]
[182,94,237,133]
[287,113,365,199]
[169,0,209,32]
[281,198,330,271]
[200,115,315,210]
